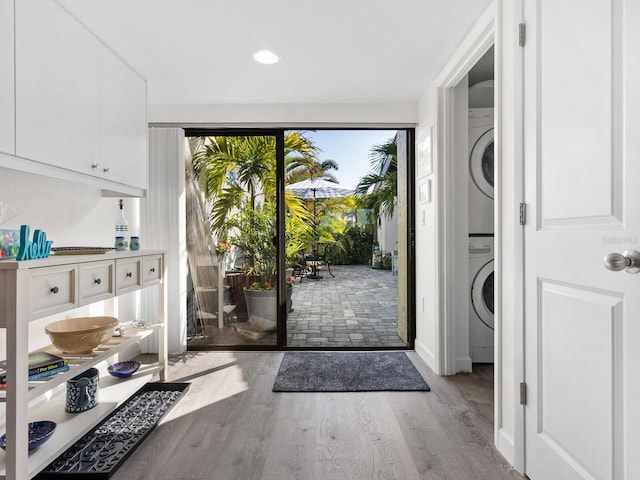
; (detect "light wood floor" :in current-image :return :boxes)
[111,352,523,480]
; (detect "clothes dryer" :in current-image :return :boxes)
[469,235,494,363]
[468,108,494,235]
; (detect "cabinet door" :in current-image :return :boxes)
[99,44,148,190]
[0,0,14,155]
[15,0,100,173]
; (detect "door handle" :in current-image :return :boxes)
[603,249,640,274]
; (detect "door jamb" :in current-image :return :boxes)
[435,9,495,375]
[434,1,526,473]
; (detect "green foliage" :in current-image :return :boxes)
[325,226,374,265]
[227,202,276,285]
[191,133,319,236]
[381,251,393,270]
[355,137,398,226]
[285,209,312,266]
[189,132,372,272]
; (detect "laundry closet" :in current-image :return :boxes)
[466,48,495,364]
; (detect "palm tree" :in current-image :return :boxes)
[191,133,319,234]
[355,137,397,225]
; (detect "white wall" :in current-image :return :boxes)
[452,76,472,373]
[414,85,439,370]
[143,127,186,354]
[414,0,521,468]
[495,0,522,469]
[0,169,133,246]
[0,168,145,356]
[377,210,398,253]
[148,103,418,127]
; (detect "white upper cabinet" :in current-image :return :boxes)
[98,43,148,190]
[12,0,147,195]
[0,0,15,155]
[15,0,100,172]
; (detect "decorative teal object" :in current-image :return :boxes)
[0,229,20,260]
[16,225,53,261]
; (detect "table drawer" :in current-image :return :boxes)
[142,255,162,286]
[115,258,141,294]
[29,265,78,319]
[79,260,115,306]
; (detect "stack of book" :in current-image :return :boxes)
[0,352,69,388]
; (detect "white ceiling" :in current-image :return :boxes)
[59,0,492,105]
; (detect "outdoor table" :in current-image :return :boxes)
[305,241,335,279]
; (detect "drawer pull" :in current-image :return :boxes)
[50,286,59,294]
[126,272,132,278]
[150,267,155,273]
[94,278,102,285]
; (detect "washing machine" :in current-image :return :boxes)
[469,80,494,108]
[469,235,494,363]
[468,108,494,235]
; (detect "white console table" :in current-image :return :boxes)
[0,250,168,479]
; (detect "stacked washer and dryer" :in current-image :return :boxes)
[468,80,495,363]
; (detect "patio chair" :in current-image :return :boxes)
[291,263,310,281]
[303,244,334,279]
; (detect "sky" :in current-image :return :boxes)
[297,130,397,190]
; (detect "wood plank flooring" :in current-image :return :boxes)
[111,352,523,480]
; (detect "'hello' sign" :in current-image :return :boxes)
[16,225,53,261]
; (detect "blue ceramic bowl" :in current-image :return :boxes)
[0,420,57,451]
[107,360,141,378]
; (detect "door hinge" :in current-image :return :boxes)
[520,382,527,405]
[519,203,526,226]
[519,23,526,47]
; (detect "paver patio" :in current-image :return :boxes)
[187,264,407,348]
[287,264,406,347]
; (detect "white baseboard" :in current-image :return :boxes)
[497,428,515,465]
[456,356,472,373]
[415,339,438,373]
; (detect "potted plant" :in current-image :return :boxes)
[228,202,293,323]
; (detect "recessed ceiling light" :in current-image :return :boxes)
[253,49,279,65]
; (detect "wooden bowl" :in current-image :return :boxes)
[45,316,119,354]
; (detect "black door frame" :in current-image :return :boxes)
[185,127,415,351]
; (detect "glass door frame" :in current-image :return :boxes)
[185,127,415,351]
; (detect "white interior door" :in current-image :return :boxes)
[524,1,640,479]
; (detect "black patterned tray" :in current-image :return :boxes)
[51,247,115,255]
[36,382,189,479]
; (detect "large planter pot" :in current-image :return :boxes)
[243,288,293,324]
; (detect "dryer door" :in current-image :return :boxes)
[471,260,494,329]
[470,128,494,199]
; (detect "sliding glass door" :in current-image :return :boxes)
[184,128,414,350]
[284,129,412,349]
[185,132,281,348]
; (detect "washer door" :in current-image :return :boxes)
[471,260,494,330]
[470,128,494,199]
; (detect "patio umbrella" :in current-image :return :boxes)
[285,177,354,200]
[286,177,353,276]
[286,177,353,232]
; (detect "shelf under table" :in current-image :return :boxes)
[0,324,164,479]
[0,324,161,403]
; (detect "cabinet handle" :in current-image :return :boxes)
[50,286,59,294]
[94,278,102,285]
[150,267,155,273]
[126,272,132,278]
[103,167,111,174]
[91,163,100,170]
